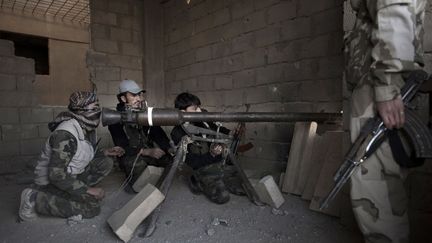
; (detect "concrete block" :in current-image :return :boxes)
[233,69,255,88]
[196,76,214,91]
[0,107,19,123]
[253,0,279,10]
[242,10,266,33]
[196,46,212,62]
[175,66,191,81]
[95,67,121,81]
[311,8,342,35]
[267,1,297,24]
[92,10,117,25]
[107,184,165,242]
[189,2,209,20]
[16,74,34,91]
[281,17,312,41]
[256,63,286,85]
[14,57,35,74]
[169,81,182,95]
[92,0,108,10]
[196,14,215,33]
[231,0,254,20]
[38,124,51,138]
[110,27,132,42]
[224,89,244,106]
[24,108,54,123]
[212,41,231,58]
[20,124,39,139]
[108,55,142,69]
[254,26,280,47]
[166,39,190,58]
[121,43,142,57]
[214,75,233,90]
[182,78,198,91]
[86,51,109,66]
[91,24,109,39]
[20,138,45,155]
[1,124,20,141]
[231,32,254,53]
[222,53,243,72]
[298,0,336,16]
[213,8,230,27]
[93,38,119,54]
[0,91,32,107]
[108,0,130,14]
[0,39,14,56]
[221,20,243,39]
[243,48,267,68]
[0,140,19,157]
[267,40,304,64]
[108,81,121,95]
[0,74,16,91]
[318,56,343,79]
[0,57,17,74]
[120,69,143,83]
[255,175,285,208]
[132,166,164,192]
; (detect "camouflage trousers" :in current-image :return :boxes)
[121,154,172,186]
[350,85,409,243]
[193,162,230,204]
[35,156,113,219]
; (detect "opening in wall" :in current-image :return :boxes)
[0,31,49,75]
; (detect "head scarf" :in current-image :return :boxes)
[48,91,101,131]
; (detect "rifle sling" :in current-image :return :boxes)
[388,130,425,168]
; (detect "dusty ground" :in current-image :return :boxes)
[0,157,362,243]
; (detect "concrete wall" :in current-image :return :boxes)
[88,0,144,147]
[0,9,91,106]
[0,10,90,159]
[0,39,61,161]
[162,0,343,173]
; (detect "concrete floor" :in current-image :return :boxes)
[0,162,362,243]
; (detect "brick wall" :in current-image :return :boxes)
[88,0,144,147]
[0,39,66,165]
[162,0,343,173]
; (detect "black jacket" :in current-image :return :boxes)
[108,103,171,156]
[171,121,230,170]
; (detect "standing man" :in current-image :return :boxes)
[108,80,172,190]
[346,0,427,242]
[19,91,124,221]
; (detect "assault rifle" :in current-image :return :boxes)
[319,70,432,210]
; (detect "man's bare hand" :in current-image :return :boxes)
[210,143,224,157]
[104,146,125,157]
[140,148,165,159]
[376,96,405,129]
[86,187,105,200]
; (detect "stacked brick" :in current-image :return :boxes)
[162,0,343,173]
[0,39,58,160]
[88,0,144,147]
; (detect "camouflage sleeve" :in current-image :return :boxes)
[48,130,88,196]
[368,0,425,102]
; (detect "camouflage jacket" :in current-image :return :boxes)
[346,0,426,102]
[34,119,96,196]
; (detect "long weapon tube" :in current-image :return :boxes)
[319,162,356,210]
[102,108,342,127]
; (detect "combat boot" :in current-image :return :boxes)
[18,188,37,221]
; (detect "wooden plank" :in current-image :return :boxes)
[309,131,348,216]
[282,122,317,194]
[301,134,325,200]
